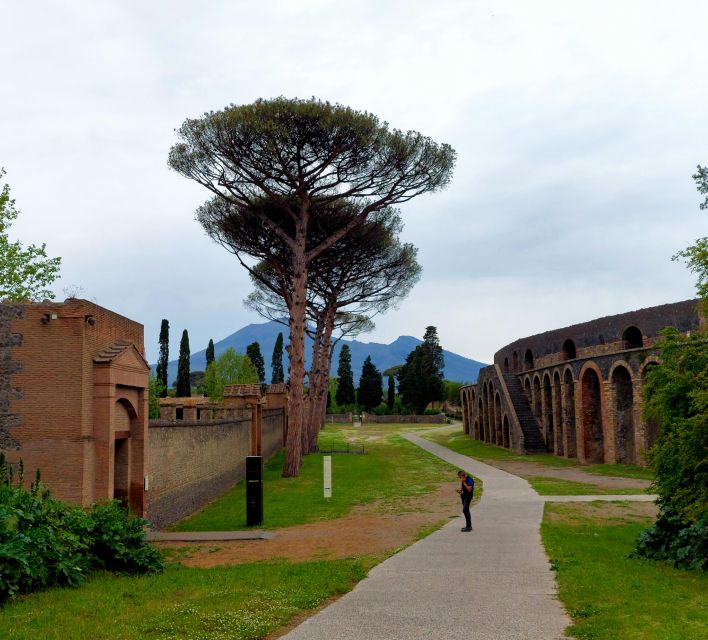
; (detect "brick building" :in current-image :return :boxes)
[0,299,149,516]
[460,299,704,465]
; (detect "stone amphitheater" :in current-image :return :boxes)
[460,299,703,465]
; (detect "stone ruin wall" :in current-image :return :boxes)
[0,304,22,452]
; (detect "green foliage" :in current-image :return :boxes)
[246,341,266,383]
[335,345,355,406]
[357,356,382,411]
[398,326,445,414]
[205,338,215,369]
[443,379,466,404]
[0,168,61,301]
[270,332,284,384]
[175,329,191,398]
[155,319,169,397]
[633,507,708,571]
[0,460,162,603]
[148,375,164,419]
[387,375,395,410]
[204,348,260,400]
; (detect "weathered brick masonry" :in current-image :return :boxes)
[0,303,22,451]
[461,299,704,465]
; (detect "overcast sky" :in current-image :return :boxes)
[2,1,706,365]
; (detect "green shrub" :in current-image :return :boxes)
[633,507,708,571]
[0,460,163,603]
[423,408,441,415]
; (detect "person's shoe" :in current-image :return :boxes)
[460,526,472,532]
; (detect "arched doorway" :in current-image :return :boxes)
[502,414,510,448]
[477,398,483,441]
[581,368,604,463]
[494,392,502,445]
[524,349,534,371]
[543,374,553,452]
[533,376,541,420]
[512,351,519,372]
[553,372,564,456]
[612,366,635,464]
[562,339,576,360]
[622,326,643,349]
[113,399,135,508]
[563,369,577,458]
[503,357,509,373]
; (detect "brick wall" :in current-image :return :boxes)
[147,407,285,528]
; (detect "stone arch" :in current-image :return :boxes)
[612,364,635,464]
[580,364,605,463]
[553,371,564,456]
[503,357,509,373]
[562,339,576,360]
[532,375,542,420]
[563,368,577,458]
[524,349,534,371]
[512,351,519,372]
[477,398,484,441]
[524,377,532,402]
[474,419,480,440]
[502,414,510,448]
[494,392,502,445]
[543,373,553,452]
[113,398,137,508]
[641,360,661,451]
[622,325,643,349]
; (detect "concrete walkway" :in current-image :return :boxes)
[281,433,571,640]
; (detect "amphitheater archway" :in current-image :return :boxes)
[563,368,577,458]
[581,367,605,463]
[553,371,564,456]
[562,339,576,360]
[543,373,553,452]
[512,351,519,372]
[622,326,643,349]
[502,414,510,448]
[532,376,541,420]
[494,392,502,445]
[612,365,635,464]
[524,349,534,371]
[503,357,509,373]
[477,398,484,441]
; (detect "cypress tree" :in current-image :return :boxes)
[387,375,395,411]
[358,356,383,411]
[271,332,285,384]
[335,345,355,406]
[176,329,191,397]
[246,341,266,383]
[156,319,169,397]
[205,338,215,369]
[398,326,445,413]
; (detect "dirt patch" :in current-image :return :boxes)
[487,460,651,490]
[545,501,658,526]
[157,481,464,568]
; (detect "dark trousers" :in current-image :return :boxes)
[461,496,472,528]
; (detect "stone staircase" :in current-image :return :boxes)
[501,372,547,453]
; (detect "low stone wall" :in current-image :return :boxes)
[262,408,284,459]
[361,413,447,424]
[325,413,353,423]
[147,418,252,528]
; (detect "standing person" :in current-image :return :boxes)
[456,470,474,532]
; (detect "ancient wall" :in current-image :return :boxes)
[262,408,284,460]
[147,417,252,528]
[0,304,22,451]
[325,413,353,423]
[361,413,447,424]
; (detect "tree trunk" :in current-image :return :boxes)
[282,248,308,477]
[307,308,336,453]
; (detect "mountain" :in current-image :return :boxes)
[161,320,486,386]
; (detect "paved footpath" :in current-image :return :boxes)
[282,434,571,640]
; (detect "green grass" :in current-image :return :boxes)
[0,558,372,640]
[173,422,461,530]
[527,476,651,496]
[425,427,655,480]
[542,502,707,640]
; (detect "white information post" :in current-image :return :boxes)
[323,455,332,498]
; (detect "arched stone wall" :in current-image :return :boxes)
[611,364,635,464]
[580,364,605,463]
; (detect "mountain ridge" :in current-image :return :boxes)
[161,320,486,386]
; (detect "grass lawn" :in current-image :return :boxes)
[425,426,655,480]
[1,422,460,639]
[527,476,651,496]
[542,502,707,640]
[0,558,373,640]
[172,422,463,531]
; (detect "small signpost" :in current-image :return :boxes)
[323,455,332,498]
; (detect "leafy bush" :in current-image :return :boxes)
[0,457,163,603]
[633,507,708,571]
[423,408,441,415]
